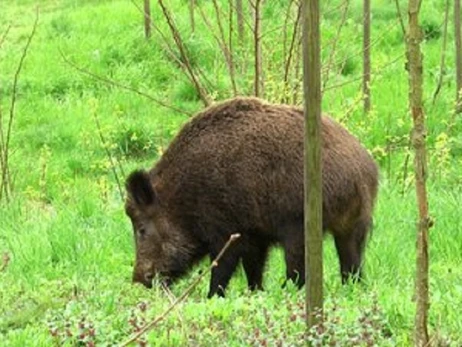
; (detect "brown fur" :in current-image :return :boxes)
[125,97,379,298]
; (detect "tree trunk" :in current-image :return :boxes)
[236,0,245,43]
[406,0,431,345]
[158,0,211,106]
[253,0,263,97]
[190,0,195,34]
[455,0,462,112]
[363,0,371,113]
[302,0,323,330]
[143,0,151,39]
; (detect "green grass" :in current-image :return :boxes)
[1,0,461,345]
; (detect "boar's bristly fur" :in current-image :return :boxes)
[125,97,379,298]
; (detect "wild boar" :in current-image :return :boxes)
[125,97,379,298]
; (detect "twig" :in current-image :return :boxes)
[431,0,450,105]
[253,0,263,97]
[363,0,371,113]
[211,0,238,96]
[228,0,236,94]
[282,0,296,76]
[158,0,212,106]
[322,0,350,90]
[282,1,301,102]
[130,0,185,67]
[0,24,11,50]
[197,2,237,95]
[235,0,244,43]
[143,0,152,39]
[91,105,125,202]
[0,252,10,272]
[1,9,39,202]
[119,233,241,347]
[393,0,407,36]
[323,53,404,92]
[321,19,399,75]
[129,0,215,102]
[58,49,192,117]
[323,0,349,17]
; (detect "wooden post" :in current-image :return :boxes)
[302,0,323,330]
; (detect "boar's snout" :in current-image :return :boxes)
[133,268,154,288]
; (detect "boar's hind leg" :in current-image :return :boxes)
[207,243,242,298]
[242,240,270,291]
[334,218,370,284]
[282,225,305,288]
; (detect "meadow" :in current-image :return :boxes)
[0,0,461,345]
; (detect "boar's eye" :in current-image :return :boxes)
[137,227,146,237]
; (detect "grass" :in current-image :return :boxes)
[1,0,461,345]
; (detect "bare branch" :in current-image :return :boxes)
[323,53,404,92]
[59,49,192,117]
[0,24,11,50]
[143,0,152,39]
[253,0,264,97]
[393,0,407,36]
[91,105,125,202]
[283,1,301,101]
[323,0,349,17]
[189,0,195,33]
[322,0,350,90]
[0,252,10,272]
[198,2,238,95]
[1,8,39,202]
[119,233,241,347]
[363,0,371,113]
[235,0,245,43]
[322,19,400,76]
[158,0,212,106]
[431,0,450,105]
[211,0,238,95]
[282,0,297,71]
[455,0,462,113]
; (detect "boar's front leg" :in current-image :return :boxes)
[207,241,242,298]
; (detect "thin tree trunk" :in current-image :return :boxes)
[406,0,431,345]
[253,0,263,97]
[190,0,195,34]
[158,0,211,106]
[283,2,302,103]
[212,0,238,95]
[236,0,245,43]
[302,0,323,330]
[363,0,371,113]
[432,0,450,105]
[322,0,349,91]
[144,0,151,39]
[455,0,462,112]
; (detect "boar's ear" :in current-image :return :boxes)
[125,170,157,207]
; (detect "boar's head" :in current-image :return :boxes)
[124,170,193,289]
